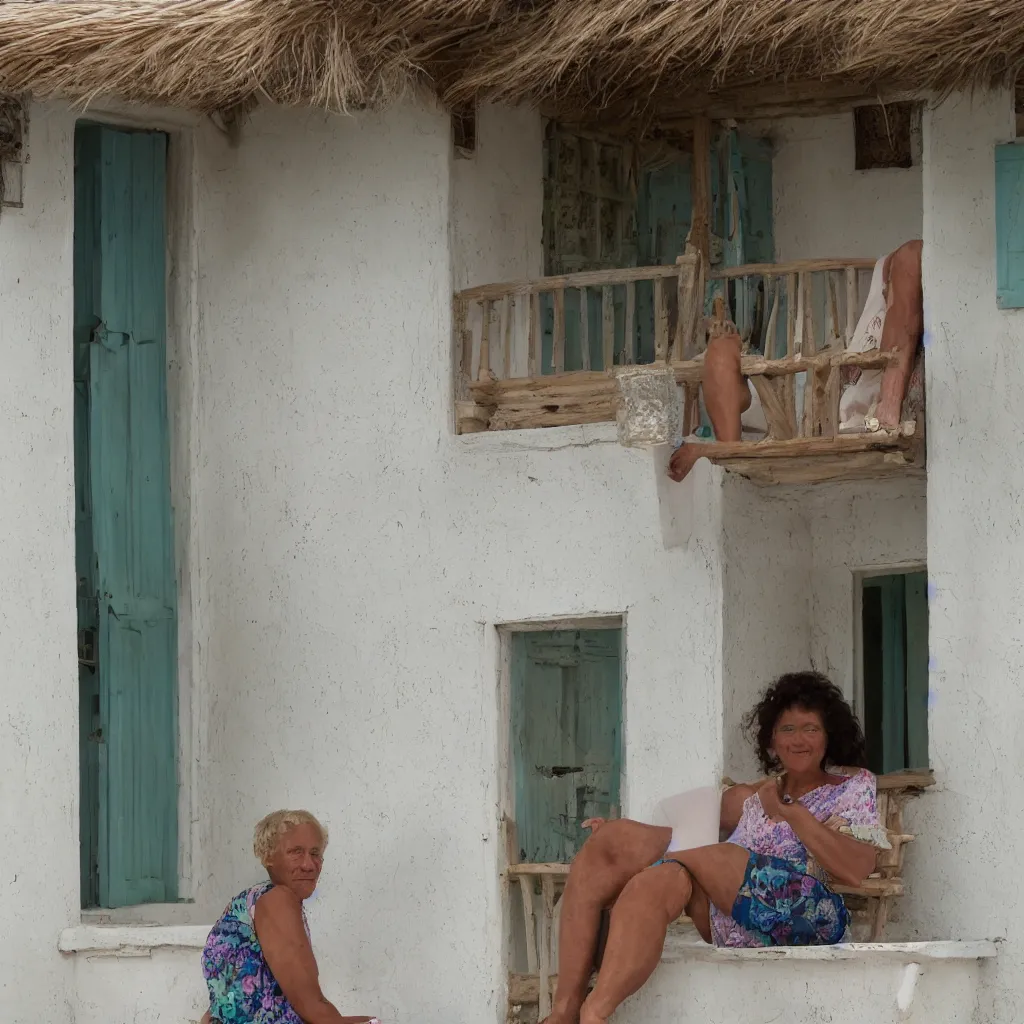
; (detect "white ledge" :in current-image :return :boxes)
[456,421,619,452]
[59,924,211,955]
[661,936,998,964]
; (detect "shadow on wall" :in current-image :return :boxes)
[655,446,721,550]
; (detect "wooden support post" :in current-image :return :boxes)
[479,298,492,380]
[528,292,540,377]
[625,281,636,364]
[601,285,614,370]
[553,288,565,373]
[654,276,669,361]
[579,287,591,371]
[690,115,712,270]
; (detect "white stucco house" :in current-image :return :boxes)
[1,2,1023,1023]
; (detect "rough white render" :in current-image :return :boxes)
[720,476,811,783]
[0,95,1002,1023]
[915,87,1022,1014]
[0,103,79,1024]
[769,112,924,260]
[0,100,725,1024]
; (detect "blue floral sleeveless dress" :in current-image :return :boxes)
[202,881,308,1023]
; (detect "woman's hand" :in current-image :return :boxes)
[582,817,607,834]
[757,778,791,823]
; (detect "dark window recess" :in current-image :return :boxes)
[860,571,929,774]
[854,103,914,170]
[452,106,477,157]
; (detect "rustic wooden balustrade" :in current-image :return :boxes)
[455,254,924,485]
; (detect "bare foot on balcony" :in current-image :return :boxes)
[579,1005,607,1024]
[667,442,706,482]
[540,1012,578,1024]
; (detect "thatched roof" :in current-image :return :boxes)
[0,0,1022,121]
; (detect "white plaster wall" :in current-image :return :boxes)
[720,477,811,782]
[70,947,206,1024]
[450,103,543,290]
[184,99,726,1024]
[0,99,725,1024]
[0,104,80,1024]
[917,88,1022,1016]
[718,476,926,784]
[807,478,928,700]
[770,113,923,261]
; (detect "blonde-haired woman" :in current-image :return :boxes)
[200,810,379,1024]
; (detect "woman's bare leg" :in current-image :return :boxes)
[579,843,749,1024]
[875,239,923,428]
[667,330,750,482]
[579,863,693,1024]
[541,820,671,1024]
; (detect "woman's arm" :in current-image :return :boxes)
[254,886,376,1024]
[720,784,756,836]
[759,780,876,886]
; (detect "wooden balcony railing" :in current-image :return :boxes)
[454,255,924,485]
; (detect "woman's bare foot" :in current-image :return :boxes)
[540,1010,579,1024]
[579,1001,607,1024]
[667,442,705,482]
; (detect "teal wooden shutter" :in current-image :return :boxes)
[996,144,1024,309]
[904,571,929,769]
[75,126,102,907]
[510,629,622,863]
[76,124,177,907]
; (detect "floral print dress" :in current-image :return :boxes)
[710,767,882,948]
[202,881,306,1023]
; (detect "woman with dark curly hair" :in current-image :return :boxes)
[541,672,886,1024]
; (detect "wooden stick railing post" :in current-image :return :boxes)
[479,298,492,380]
[786,274,797,358]
[539,875,556,1018]
[800,272,816,436]
[456,296,472,397]
[845,266,859,346]
[579,287,591,371]
[827,272,841,346]
[601,285,614,369]
[802,272,816,357]
[654,276,669,361]
[528,292,540,377]
[764,277,779,360]
[501,295,512,379]
[553,288,566,373]
[625,282,636,364]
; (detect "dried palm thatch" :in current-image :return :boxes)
[0,0,1022,119]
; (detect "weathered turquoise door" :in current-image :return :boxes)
[510,629,622,863]
[74,123,177,908]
